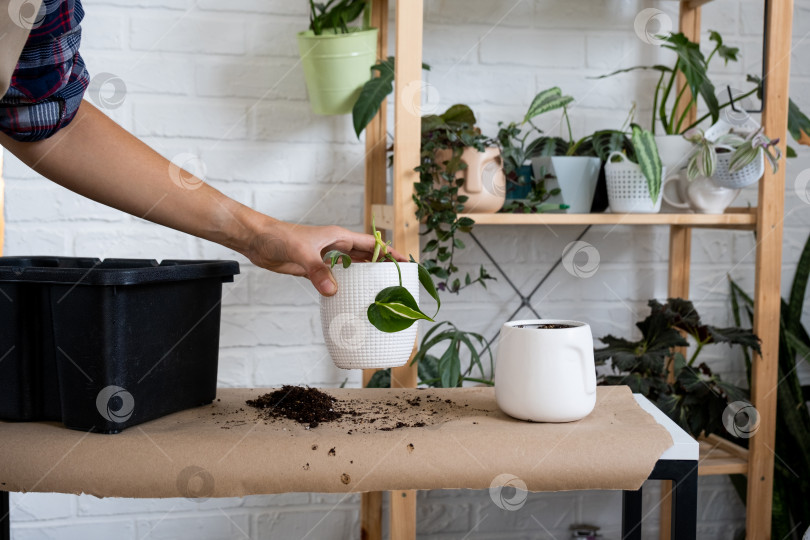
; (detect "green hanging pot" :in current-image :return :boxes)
[297,27,378,116]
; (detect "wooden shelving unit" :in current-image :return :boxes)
[362,0,794,539]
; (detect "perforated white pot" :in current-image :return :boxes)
[605,152,665,214]
[320,262,419,370]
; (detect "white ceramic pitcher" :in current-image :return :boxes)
[495,320,596,422]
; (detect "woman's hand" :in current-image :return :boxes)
[243,220,406,296]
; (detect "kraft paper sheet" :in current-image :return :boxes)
[0,386,673,498]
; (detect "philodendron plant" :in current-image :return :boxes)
[324,218,441,333]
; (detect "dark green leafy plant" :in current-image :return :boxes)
[414,104,495,294]
[367,321,493,388]
[729,232,810,540]
[351,57,431,138]
[595,30,743,134]
[325,218,440,333]
[596,298,760,437]
[308,0,370,35]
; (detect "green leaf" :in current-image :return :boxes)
[706,326,762,353]
[367,286,434,333]
[410,255,441,317]
[631,124,662,203]
[788,98,810,144]
[352,57,395,138]
[524,87,574,123]
[662,33,721,125]
[324,249,352,268]
[441,104,476,125]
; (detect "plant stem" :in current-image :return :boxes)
[563,106,573,145]
[659,59,680,133]
[670,83,691,129]
[651,70,666,134]
[681,86,759,133]
[688,341,705,366]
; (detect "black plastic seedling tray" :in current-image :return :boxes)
[0,257,239,434]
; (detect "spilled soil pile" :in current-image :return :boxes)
[246,385,343,428]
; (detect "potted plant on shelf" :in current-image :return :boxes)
[297,0,378,115]
[683,124,781,188]
[415,103,497,294]
[596,298,760,438]
[603,124,664,214]
[320,219,441,370]
[596,31,743,180]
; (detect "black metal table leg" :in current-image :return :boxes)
[1,491,10,540]
[621,487,643,540]
[648,460,698,540]
[671,465,698,540]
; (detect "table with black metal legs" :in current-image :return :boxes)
[622,395,699,540]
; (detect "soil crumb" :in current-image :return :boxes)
[328,447,336,456]
[246,385,342,428]
[341,473,351,485]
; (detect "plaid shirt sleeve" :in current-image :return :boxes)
[0,0,90,142]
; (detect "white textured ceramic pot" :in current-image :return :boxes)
[320,262,419,370]
[495,320,596,422]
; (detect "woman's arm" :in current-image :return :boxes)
[0,100,391,295]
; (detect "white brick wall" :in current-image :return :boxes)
[4,0,810,538]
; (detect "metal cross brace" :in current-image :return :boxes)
[469,225,591,349]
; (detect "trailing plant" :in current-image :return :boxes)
[729,232,810,540]
[683,126,782,181]
[596,298,760,437]
[308,0,370,35]
[324,218,441,333]
[351,57,431,138]
[367,321,493,388]
[414,104,495,294]
[595,30,744,135]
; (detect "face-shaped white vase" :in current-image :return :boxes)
[495,320,597,423]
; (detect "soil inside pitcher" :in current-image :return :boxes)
[515,323,576,329]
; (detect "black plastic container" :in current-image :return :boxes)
[0,257,239,433]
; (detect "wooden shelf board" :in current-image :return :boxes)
[459,209,757,228]
[698,435,749,476]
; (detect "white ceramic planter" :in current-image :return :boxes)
[320,262,419,370]
[549,156,601,213]
[654,134,694,180]
[495,319,596,423]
